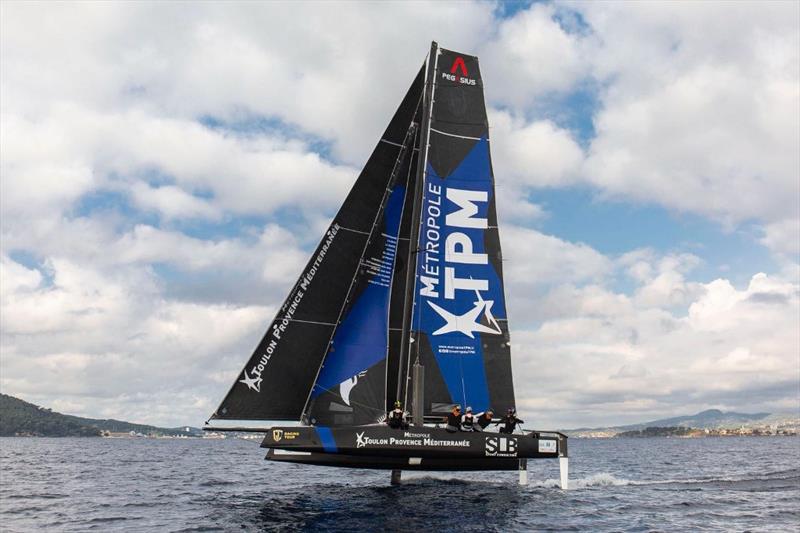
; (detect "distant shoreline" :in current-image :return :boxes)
[1,432,795,440]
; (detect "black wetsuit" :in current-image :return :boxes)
[387,409,406,429]
[461,413,475,431]
[445,412,461,432]
[476,414,493,431]
[499,415,523,434]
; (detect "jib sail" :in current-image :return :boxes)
[408,45,515,416]
[210,66,424,421]
[304,120,420,426]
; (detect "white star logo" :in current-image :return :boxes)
[356,432,367,448]
[239,369,263,392]
[428,290,502,338]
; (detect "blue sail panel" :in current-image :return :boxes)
[413,138,509,413]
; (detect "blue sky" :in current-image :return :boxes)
[1,1,797,428]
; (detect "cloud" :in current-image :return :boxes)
[0,1,497,164]
[512,270,799,428]
[0,254,272,420]
[575,2,799,254]
[502,225,613,286]
[760,219,800,257]
[490,110,584,188]
[481,3,586,107]
[130,183,220,221]
[1,106,357,223]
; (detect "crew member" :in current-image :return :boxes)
[444,405,462,432]
[387,400,408,430]
[499,407,523,434]
[461,406,475,431]
[475,408,494,432]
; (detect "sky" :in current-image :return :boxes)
[1,1,798,429]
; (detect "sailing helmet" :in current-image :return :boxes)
[508,407,516,415]
[394,400,402,408]
[466,406,473,413]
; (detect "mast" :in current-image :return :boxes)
[397,41,439,410]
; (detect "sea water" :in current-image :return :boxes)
[0,436,797,531]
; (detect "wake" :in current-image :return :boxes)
[531,468,800,490]
[399,468,799,490]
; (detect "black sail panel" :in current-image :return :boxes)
[211,66,425,421]
[411,47,515,416]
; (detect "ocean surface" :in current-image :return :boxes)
[1,436,798,532]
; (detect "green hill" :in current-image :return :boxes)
[0,394,201,437]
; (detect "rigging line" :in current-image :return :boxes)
[337,225,371,236]
[302,119,420,422]
[380,138,421,151]
[272,318,337,327]
[429,127,487,142]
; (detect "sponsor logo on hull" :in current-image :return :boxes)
[485,436,518,457]
[272,429,300,442]
[354,431,470,449]
[538,439,557,453]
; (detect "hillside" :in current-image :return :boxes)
[0,394,102,437]
[565,409,796,437]
[0,394,201,437]
[623,409,770,430]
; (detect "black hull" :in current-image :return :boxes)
[261,425,567,471]
[266,449,522,471]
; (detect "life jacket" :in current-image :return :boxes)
[477,414,493,429]
[388,409,404,427]
[462,413,474,429]
[500,415,520,433]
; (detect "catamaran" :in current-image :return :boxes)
[205,42,569,487]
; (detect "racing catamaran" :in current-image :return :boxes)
[205,42,569,487]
